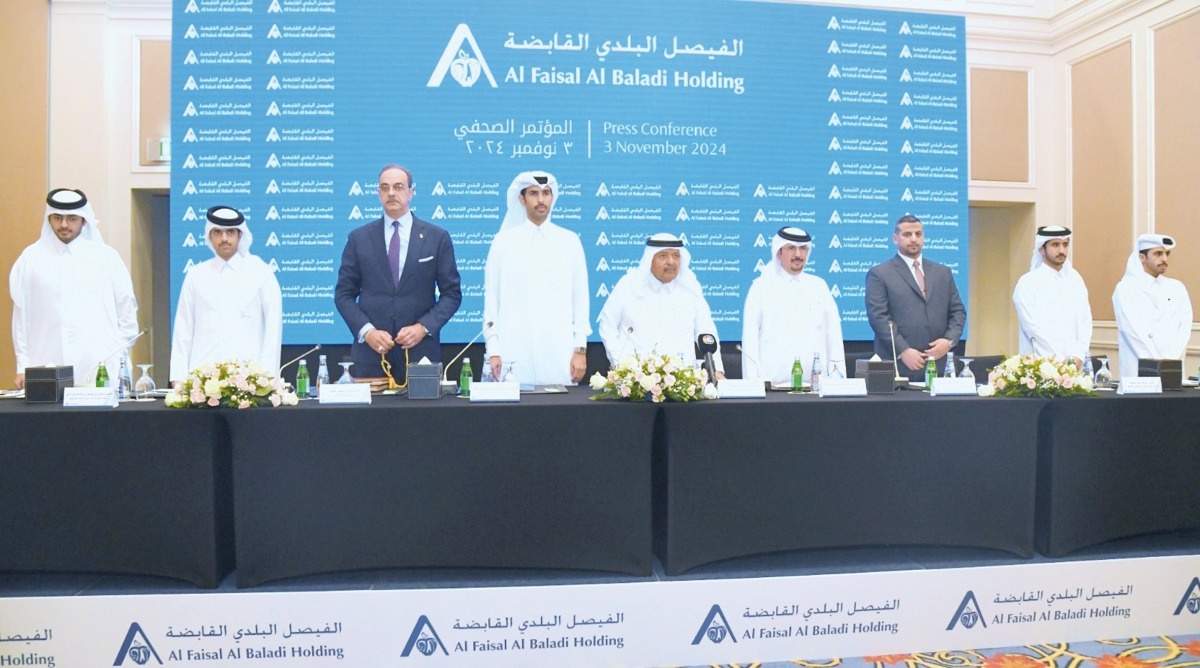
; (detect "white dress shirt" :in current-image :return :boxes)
[10,237,138,384]
[1113,270,1192,376]
[1013,263,1093,361]
[170,252,283,380]
[483,219,590,385]
[742,268,843,383]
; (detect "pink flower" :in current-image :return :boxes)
[207,397,219,407]
[190,389,206,404]
[238,400,251,409]
[1061,377,1075,389]
[1024,378,1036,389]
[995,378,1007,389]
[651,385,663,396]
[269,394,282,407]
[619,385,631,397]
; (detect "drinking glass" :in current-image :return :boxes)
[134,364,157,399]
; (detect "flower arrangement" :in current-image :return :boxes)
[165,360,299,409]
[978,354,1094,398]
[589,352,712,403]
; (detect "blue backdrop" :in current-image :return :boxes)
[171,0,968,344]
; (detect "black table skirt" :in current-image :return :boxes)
[657,392,1044,574]
[225,392,657,586]
[1037,392,1200,556]
[5,388,1199,587]
[0,401,233,587]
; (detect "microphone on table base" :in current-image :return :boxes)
[887,321,909,389]
[280,344,322,375]
[611,326,634,366]
[735,344,768,389]
[90,329,148,379]
[696,333,719,387]
[443,321,493,383]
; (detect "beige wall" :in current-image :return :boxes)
[0,0,49,381]
[1070,42,1132,324]
[1153,12,1200,318]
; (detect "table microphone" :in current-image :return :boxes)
[611,326,634,365]
[90,329,147,376]
[888,321,905,381]
[280,344,322,374]
[734,344,760,379]
[443,321,492,382]
[696,333,719,386]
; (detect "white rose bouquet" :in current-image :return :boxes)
[164,359,299,409]
[979,354,1094,398]
[589,352,710,403]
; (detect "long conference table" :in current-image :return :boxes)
[1,389,1197,587]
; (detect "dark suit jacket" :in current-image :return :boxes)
[334,216,461,379]
[865,254,966,380]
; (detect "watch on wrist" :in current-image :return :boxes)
[574,347,587,355]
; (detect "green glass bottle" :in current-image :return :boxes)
[925,358,936,387]
[95,364,110,388]
[791,356,804,391]
[295,359,309,397]
[460,359,473,397]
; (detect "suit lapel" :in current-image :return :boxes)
[397,218,427,288]
[892,255,926,301]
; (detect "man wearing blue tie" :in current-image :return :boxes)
[334,164,462,381]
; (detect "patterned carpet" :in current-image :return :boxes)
[681,635,1200,668]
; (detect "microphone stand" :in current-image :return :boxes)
[90,329,147,378]
[280,344,322,374]
[443,322,492,382]
[888,322,909,388]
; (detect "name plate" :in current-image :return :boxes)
[930,377,978,396]
[470,382,520,402]
[818,378,868,397]
[717,378,766,399]
[62,387,119,408]
[318,383,373,405]
[1117,376,1162,395]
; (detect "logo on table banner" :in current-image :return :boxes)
[113,622,163,666]
[427,24,498,88]
[946,591,988,631]
[691,604,737,645]
[1174,577,1200,615]
[400,615,449,658]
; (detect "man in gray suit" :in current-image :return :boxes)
[865,215,966,381]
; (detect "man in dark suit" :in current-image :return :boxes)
[335,164,461,381]
[865,215,966,380]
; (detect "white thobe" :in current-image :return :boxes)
[598,274,724,373]
[10,238,138,384]
[1013,264,1093,361]
[1113,272,1192,377]
[741,270,844,384]
[170,253,283,381]
[484,220,590,385]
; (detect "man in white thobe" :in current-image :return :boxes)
[741,227,844,384]
[170,205,283,382]
[598,233,725,377]
[484,171,590,385]
[1012,225,1093,366]
[10,188,138,388]
[1112,233,1192,377]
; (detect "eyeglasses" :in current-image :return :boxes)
[48,214,84,224]
[378,183,412,194]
